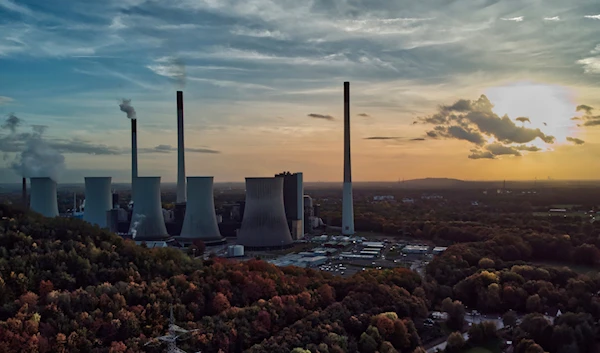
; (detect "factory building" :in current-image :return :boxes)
[129,177,168,240]
[237,177,293,249]
[402,245,429,254]
[29,177,59,218]
[178,177,223,244]
[83,177,112,228]
[275,171,304,240]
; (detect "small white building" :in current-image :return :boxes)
[227,245,244,257]
[402,245,429,254]
[432,247,448,254]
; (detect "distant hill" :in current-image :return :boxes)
[400,178,468,189]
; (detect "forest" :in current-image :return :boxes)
[1,198,600,352]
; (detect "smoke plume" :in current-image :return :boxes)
[1,114,66,181]
[119,99,137,120]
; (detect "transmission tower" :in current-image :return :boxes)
[145,305,200,353]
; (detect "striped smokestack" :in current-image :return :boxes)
[176,91,186,203]
[342,81,355,235]
[131,118,138,198]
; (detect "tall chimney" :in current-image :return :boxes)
[131,118,138,199]
[176,91,186,203]
[342,81,355,235]
[21,177,27,209]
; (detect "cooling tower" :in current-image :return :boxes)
[129,177,168,240]
[176,91,186,203]
[179,177,222,241]
[29,177,58,217]
[83,177,112,227]
[131,118,138,198]
[342,81,355,235]
[237,177,293,248]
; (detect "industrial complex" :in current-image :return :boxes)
[20,82,449,273]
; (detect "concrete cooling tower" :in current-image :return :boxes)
[129,177,168,240]
[83,177,112,228]
[179,177,223,242]
[29,177,59,217]
[237,177,293,249]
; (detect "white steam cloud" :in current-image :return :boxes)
[1,114,66,181]
[119,99,137,120]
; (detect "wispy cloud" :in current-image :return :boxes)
[358,113,371,118]
[0,96,14,105]
[364,136,400,140]
[501,16,524,22]
[0,0,34,17]
[308,113,335,121]
[584,14,600,20]
[566,137,585,145]
[230,27,287,39]
[543,16,560,21]
[139,144,220,154]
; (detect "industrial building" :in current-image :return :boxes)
[29,177,59,218]
[237,177,293,249]
[433,247,448,254]
[83,177,112,228]
[275,171,304,240]
[227,245,245,257]
[402,245,429,254]
[178,177,224,244]
[129,177,169,240]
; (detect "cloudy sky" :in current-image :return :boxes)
[1,0,600,183]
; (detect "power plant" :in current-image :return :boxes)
[237,177,293,249]
[342,81,355,235]
[179,177,223,243]
[129,177,168,240]
[29,177,59,218]
[15,82,359,249]
[83,177,112,228]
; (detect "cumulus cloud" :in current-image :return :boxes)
[468,150,495,159]
[308,113,335,121]
[577,57,600,74]
[485,143,521,156]
[566,137,585,145]
[1,113,20,132]
[573,105,600,126]
[417,94,558,159]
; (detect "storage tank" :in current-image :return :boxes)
[83,177,112,227]
[227,245,244,257]
[129,177,168,240]
[29,177,59,217]
[237,177,293,248]
[179,177,223,241]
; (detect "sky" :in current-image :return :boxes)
[1,0,600,183]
